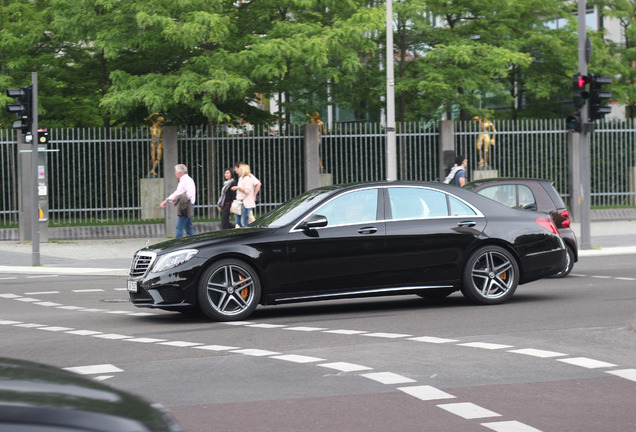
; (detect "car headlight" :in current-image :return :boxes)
[152,249,198,272]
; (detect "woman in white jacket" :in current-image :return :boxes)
[231,164,256,227]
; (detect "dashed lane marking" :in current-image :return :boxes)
[481,420,543,432]
[397,385,456,401]
[557,357,617,369]
[438,402,501,420]
[606,369,636,382]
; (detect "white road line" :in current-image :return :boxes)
[0,320,22,325]
[66,330,103,336]
[361,372,416,385]
[318,362,373,372]
[409,336,458,344]
[159,341,204,347]
[615,277,636,281]
[397,385,456,401]
[26,291,60,295]
[322,329,368,335]
[72,289,104,293]
[437,402,501,419]
[56,306,85,310]
[64,364,123,375]
[222,321,254,326]
[271,354,325,364]
[36,302,62,307]
[14,323,45,328]
[481,420,543,432]
[606,369,636,382]
[0,294,21,298]
[458,342,514,350]
[231,348,280,356]
[591,275,612,279]
[283,326,327,332]
[125,337,167,343]
[39,326,74,332]
[194,345,239,351]
[246,323,286,329]
[27,275,59,279]
[16,298,40,302]
[557,357,617,369]
[508,348,566,358]
[0,277,17,280]
[363,332,412,339]
[93,333,131,340]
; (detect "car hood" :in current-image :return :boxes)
[140,226,271,255]
[0,357,182,432]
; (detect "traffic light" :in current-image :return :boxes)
[566,112,582,133]
[588,75,612,121]
[5,85,33,131]
[572,73,590,109]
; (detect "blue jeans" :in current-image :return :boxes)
[235,205,252,227]
[176,216,195,238]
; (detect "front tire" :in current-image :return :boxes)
[461,246,519,305]
[197,259,261,321]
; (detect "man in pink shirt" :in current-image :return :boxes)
[161,164,196,237]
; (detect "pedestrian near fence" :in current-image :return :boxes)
[234,161,261,223]
[161,163,196,237]
[217,167,236,230]
[231,164,256,227]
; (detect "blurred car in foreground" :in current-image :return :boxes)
[465,178,577,277]
[128,181,566,321]
[0,357,182,432]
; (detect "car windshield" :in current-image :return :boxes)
[254,188,335,228]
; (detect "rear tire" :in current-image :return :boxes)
[197,259,261,321]
[460,246,519,305]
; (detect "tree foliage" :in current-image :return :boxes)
[0,0,628,128]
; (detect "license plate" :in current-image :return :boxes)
[127,280,138,293]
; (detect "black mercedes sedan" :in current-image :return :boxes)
[128,181,566,321]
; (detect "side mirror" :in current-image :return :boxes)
[299,214,328,230]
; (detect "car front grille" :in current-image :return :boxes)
[129,251,157,278]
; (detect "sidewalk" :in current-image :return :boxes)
[0,221,634,276]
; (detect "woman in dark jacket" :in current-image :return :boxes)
[216,167,237,229]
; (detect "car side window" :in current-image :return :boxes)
[477,185,515,207]
[388,187,448,219]
[315,188,378,226]
[449,195,477,216]
[517,185,536,210]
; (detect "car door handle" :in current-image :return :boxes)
[457,220,476,228]
[358,227,378,234]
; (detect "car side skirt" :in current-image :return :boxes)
[270,285,455,303]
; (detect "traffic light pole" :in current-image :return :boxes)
[577,0,592,250]
[30,72,40,265]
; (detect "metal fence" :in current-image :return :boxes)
[1,119,635,227]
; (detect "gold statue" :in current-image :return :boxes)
[148,112,164,176]
[471,116,496,168]
[306,112,326,170]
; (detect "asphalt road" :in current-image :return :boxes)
[1,254,635,432]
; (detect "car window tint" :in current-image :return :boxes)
[477,185,516,207]
[388,187,448,219]
[518,185,536,209]
[449,195,477,216]
[315,188,378,226]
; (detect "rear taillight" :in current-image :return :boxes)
[536,217,559,236]
[560,210,570,228]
